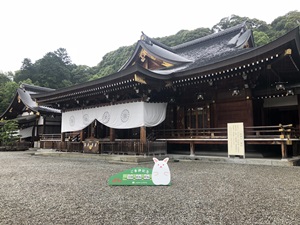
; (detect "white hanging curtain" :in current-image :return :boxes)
[19,126,34,138]
[61,102,167,133]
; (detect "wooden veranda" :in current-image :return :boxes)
[39,124,300,159]
[40,134,167,156]
[154,124,300,158]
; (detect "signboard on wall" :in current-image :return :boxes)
[227,122,245,158]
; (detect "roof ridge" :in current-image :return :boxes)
[141,32,175,52]
[173,23,246,50]
[20,83,56,92]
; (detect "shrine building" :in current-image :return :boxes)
[32,23,300,159]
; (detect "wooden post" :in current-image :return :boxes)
[298,95,300,130]
[140,126,147,154]
[80,130,84,142]
[110,128,115,142]
[190,142,195,156]
[281,142,287,159]
[43,116,46,134]
[61,132,65,142]
[61,132,66,151]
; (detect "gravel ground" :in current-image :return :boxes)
[0,151,300,225]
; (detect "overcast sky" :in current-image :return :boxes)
[1,0,299,73]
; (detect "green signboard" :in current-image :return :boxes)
[108,167,155,186]
[108,158,171,186]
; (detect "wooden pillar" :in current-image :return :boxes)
[110,128,115,142]
[281,142,287,159]
[43,116,46,134]
[80,130,84,142]
[32,117,39,145]
[298,94,300,129]
[61,132,65,142]
[190,142,195,156]
[60,132,66,151]
[140,126,147,154]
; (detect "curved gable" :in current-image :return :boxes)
[119,33,192,71]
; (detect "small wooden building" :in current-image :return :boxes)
[0,83,61,147]
[34,23,300,158]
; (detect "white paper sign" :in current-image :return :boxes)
[227,122,245,158]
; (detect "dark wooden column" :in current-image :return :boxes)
[60,132,66,150]
[43,116,46,134]
[80,130,84,142]
[61,132,65,142]
[140,126,147,154]
[298,94,300,129]
[110,128,115,142]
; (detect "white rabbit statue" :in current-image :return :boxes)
[152,157,171,185]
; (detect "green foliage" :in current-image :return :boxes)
[14,49,75,89]
[253,31,270,46]
[270,10,300,41]
[0,72,11,84]
[0,120,20,147]
[0,81,19,115]
[155,28,212,47]
[94,45,136,78]
[14,48,97,89]
[212,14,271,33]
[70,65,94,84]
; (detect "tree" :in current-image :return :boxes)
[155,28,212,46]
[253,31,270,46]
[54,48,72,65]
[0,120,20,147]
[0,81,19,115]
[35,52,72,88]
[269,10,300,41]
[0,72,11,84]
[212,14,271,33]
[71,65,94,84]
[15,49,73,89]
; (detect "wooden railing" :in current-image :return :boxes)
[98,140,167,155]
[153,124,300,140]
[38,125,300,157]
[40,134,62,140]
[39,134,167,155]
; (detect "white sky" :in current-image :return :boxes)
[0,0,299,73]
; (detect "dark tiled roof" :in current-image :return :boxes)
[17,88,60,114]
[20,83,56,94]
[0,86,60,120]
[162,23,253,73]
[140,41,192,64]
[173,23,246,50]
[34,25,300,104]
[119,33,192,71]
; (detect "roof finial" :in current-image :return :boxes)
[140,32,152,45]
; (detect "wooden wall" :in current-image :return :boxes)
[212,99,254,128]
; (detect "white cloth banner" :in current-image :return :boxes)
[19,126,34,138]
[62,102,167,132]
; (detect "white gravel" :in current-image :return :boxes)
[0,151,300,225]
